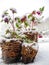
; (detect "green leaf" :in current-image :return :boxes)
[6,29,10,34]
[4,12,8,15]
[31,16,35,21]
[39,7,44,12]
[15,17,21,23]
[11,32,17,38]
[16,23,19,28]
[17,18,20,22]
[24,21,29,27]
[3,10,8,16]
[42,7,44,11]
[28,14,32,18]
[11,32,17,35]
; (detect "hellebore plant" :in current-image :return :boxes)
[1,7,44,39]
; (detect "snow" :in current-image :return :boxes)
[0,40,49,65]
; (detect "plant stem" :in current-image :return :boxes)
[12,13,15,32]
[12,21,15,32]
